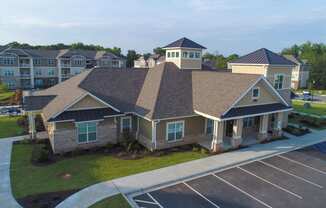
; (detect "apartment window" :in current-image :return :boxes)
[176,52,179,58]
[166,121,184,142]
[4,70,14,77]
[243,117,254,128]
[35,79,43,87]
[182,51,188,58]
[33,59,41,65]
[1,57,15,65]
[48,59,55,65]
[274,74,284,89]
[195,52,201,59]
[120,116,132,133]
[206,119,213,135]
[73,58,84,66]
[77,122,97,143]
[167,52,171,58]
[189,52,194,58]
[48,69,55,76]
[252,87,260,99]
[6,81,15,89]
[35,69,42,76]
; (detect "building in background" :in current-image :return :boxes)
[0,48,126,90]
[283,55,310,89]
[134,54,165,68]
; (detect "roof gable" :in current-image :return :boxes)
[163,37,206,49]
[230,48,296,65]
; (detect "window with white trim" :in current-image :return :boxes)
[121,116,132,133]
[189,52,194,58]
[195,52,201,59]
[206,119,213,135]
[48,68,55,76]
[167,52,171,58]
[77,122,97,143]
[4,70,14,77]
[274,74,284,89]
[243,117,254,128]
[166,121,184,142]
[252,87,260,99]
[182,51,188,58]
[176,52,179,58]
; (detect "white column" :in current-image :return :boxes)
[58,58,62,83]
[151,121,157,151]
[211,120,224,152]
[28,112,36,139]
[232,119,243,148]
[276,112,283,131]
[30,58,34,88]
[258,114,269,141]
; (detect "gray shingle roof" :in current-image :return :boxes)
[230,48,296,65]
[23,95,56,111]
[163,37,206,49]
[27,62,284,121]
[222,103,291,118]
[48,108,123,122]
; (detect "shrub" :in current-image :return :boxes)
[17,115,29,134]
[192,146,200,152]
[200,148,209,154]
[31,144,52,163]
[35,114,45,132]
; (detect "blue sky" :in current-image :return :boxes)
[1,0,326,55]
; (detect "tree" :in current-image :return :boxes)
[153,47,166,56]
[126,50,141,68]
[202,52,239,69]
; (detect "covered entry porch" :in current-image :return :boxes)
[198,110,289,152]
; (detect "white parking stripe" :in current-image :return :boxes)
[183,182,220,208]
[277,155,326,175]
[135,199,159,205]
[147,193,164,208]
[259,161,323,189]
[212,174,273,208]
[237,167,303,199]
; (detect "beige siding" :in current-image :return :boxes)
[266,65,293,90]
[231,64,267,75]
[51,118,117,153]
[165,48,202,69]
[68,95,106,110]
[155,116,206,150]
[235,80,282,107]
[137,117,153,149]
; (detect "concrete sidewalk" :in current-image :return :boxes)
[57,130,326,208]
[0,136,26,208]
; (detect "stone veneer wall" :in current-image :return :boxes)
[51,118,117,153]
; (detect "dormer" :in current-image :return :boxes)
[162,37,206,70]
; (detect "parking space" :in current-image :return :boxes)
[131,142,326,208]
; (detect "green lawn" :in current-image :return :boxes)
[292,100,326,116]
[0,91,14,103]
[11,143,208,199]
[90,194,131,208]
[294,89,326,95]
[0,116,25,138]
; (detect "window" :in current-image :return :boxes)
[182,51,188,58]
[167,52,171,58]
[4,70,14,77]
[195,52,201,59]
[166,121,184,142]
[48,69,55,76]
[6,81,15,89]
[206,119,213,135]
[121,116,132,133]
[112,60,119,67]
[274,74,284,89]
[35,79,43,87]
[0,56,15,65]
[189,52,194,58]
[35,69,42,76]
[33,59,41,65]
[176,52,179,58]
[48,59,56,65]
[171,52,175,58]
[243,117,254,128]
[252,87,260,99]
[77,122,97,143]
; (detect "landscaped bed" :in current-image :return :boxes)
[283,124,311,136]
[0,116,25,138]
[10,141,209,208]
[89,194,131,208]
[289,113,326,129]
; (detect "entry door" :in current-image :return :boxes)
[225,120,234,137]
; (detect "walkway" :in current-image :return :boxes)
[57,130,326,208]
[0,136,26,208]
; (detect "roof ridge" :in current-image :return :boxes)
[151,62,168,119]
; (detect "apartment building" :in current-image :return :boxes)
[0,47,126,90]
[283,55,310,89]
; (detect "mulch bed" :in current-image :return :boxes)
[17,189,79,208]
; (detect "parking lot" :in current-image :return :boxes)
[131,143,326,208]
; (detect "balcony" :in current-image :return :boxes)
[61,73,71,78]
[19,63,30,68]
[20,73,31,79]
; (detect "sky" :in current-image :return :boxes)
[1,0,326,55]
